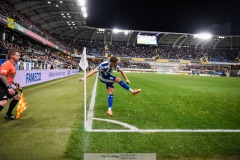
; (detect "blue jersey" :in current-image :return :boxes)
[96,60,120,77]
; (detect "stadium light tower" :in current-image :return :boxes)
[78,0,86,6]
[194,32,212,40]
[77,0,87,18]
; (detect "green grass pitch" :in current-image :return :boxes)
[0,73,239,160]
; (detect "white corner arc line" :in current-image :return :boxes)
[86,75,99,131]
[93,118,139,131]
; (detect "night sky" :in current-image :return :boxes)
[86,0,240,35]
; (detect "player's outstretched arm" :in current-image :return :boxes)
[79,68,98,81]
[119,69,130,84]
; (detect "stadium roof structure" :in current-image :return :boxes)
[6,0,240,50]
[6,0,86,31]
[59,28,240,50]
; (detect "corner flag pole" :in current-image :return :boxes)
[84,47,87,131]
[84,52,87,131]
[79,47,88,131]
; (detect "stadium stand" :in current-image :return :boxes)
[0,0,240,77]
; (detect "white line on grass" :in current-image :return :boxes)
[86,75,99,131]
[90,129,240,133]
[93,118,139,130]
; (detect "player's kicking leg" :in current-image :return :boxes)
[115,77,141,95]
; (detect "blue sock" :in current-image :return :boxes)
[108,94,113,108]
[118,80,130,90]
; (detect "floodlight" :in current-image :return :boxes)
[81,7,86,12]
[194,33,212,40]
[113,29,120,33]
[83,13,87,18]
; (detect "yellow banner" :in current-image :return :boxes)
[156,59,169,63]
[132,58,145,61]
[201,61,209,64]
[7,17,15,29]
[180,59,191,64]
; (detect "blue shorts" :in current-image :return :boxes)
[99,75,116,89]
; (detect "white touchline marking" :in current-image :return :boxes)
[86,75,99,131]
[90,129,240,133]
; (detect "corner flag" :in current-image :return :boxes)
[16,93,28,119]
[79,47,88,130]
[79,47,88,70]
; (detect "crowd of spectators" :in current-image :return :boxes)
[0,0,72,53]
[84,58,151,70]
[180,65,230,75]
[71,40,239,63]
[0,1,42,36]
[120,61,151,69]
[0,39,78,69]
